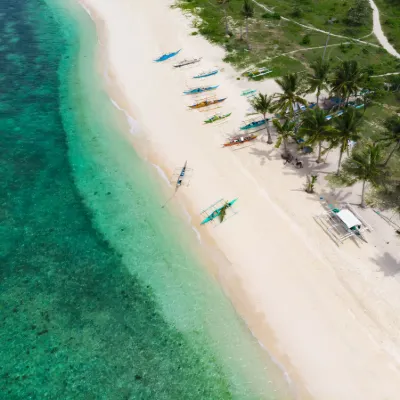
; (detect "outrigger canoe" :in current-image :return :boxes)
[154,49,181,62]
[201,198,238,225]
[184,85,219,95]
[189,98,226,109]
[176,161,187,189]
[241,89,257,96]
[248,67,272,79]
[174,57,202,68]
[204,112,231,124]
[193,69,219,79]
[240,119,266,130]
[223,133,258,147]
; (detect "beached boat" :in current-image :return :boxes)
[193,69,219,79]
[223,133,258,147]
[189,97,226,109]
[184,85,219,95]
[154,49,181,62]
[241,89,257,96]
[240,119,266,130]
[200,198,238,225]
[176,161,187,189]
[248,67,272,79]
[204,112,232,124]
[173,57,202,68]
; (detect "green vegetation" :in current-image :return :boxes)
[250,59,400,209]
[340,143,387,207]
[175,0,400,211]
[273,118,296,154]
[250,93,275,143]
[176,0,399,74]
[374,0,400,50]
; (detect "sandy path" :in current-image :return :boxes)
[254,0,400,58]
[369,0,400,58]
[80,0,400,398]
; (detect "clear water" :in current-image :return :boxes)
[0,0,292,398]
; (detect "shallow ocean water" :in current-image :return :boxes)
[0,0,292,398]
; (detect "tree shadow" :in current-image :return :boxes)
[249,146,280,165]
[371,252,400,276]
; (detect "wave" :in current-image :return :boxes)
[110,98,141,136]
[151,163,171,187]
[79,2,93,19]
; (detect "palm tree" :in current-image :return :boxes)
[241,0,254,48]
[273,119,296,155]
[274,73,307,119]
[377,115,400,166]
[219,201,230,222]
[332,107,363,174]
[250,93,274,144]
[307,57,330,106]
[341,143,386,207]
[331,60,366,106]
[217,0,230,36]
[299,107,334,163]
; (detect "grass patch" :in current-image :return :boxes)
[255,0,373,37]
[176,0,398,79]
[374,0,400,51]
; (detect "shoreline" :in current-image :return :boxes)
[79,1,307,397]
[77,0,400,399]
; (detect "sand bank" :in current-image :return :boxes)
[79,0,400,398]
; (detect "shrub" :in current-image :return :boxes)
[301,34,311,45]
[347,0,371,26]
[262,12,281,19]
[291,7,303,18]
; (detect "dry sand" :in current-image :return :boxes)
[79,0,400,398]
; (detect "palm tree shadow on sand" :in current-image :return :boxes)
[371,252,400,276]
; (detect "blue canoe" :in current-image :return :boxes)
[193,69,219,79]
[154,49,181,62]
[240,119,266,130]
[201,198,238,225]
[184,85,219,95]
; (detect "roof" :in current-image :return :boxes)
[336,209,362,229]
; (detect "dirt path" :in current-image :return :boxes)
[368,0,400,58]
[253,0,400,58]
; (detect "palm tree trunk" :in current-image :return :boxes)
[246,18,249,48]
[382,141,400,167]
[316,93,319,107]
[265,119,273,144]
[336,144,344,174]
[283,138,288,154]
[316,141,323,163]
[224,7,228,36]
[361,180,367,208]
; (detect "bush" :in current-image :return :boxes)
[347,0,371,26]
[262,12,281,19]
[291,7,303,18]
[301,34,311,45]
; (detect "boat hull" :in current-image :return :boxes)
[189,98,226,109]
[204,112,231,124]
[154,49,181,62]
[201,198,238,225]
[193,70,219,79]
[184,85,219,95]
[174,58,202,68]
[223,135,257,147]
[240,120,266,130]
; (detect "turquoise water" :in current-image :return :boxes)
[0,0,292,398]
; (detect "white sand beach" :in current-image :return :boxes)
[79,0,400,398]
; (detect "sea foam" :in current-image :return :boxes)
[110,98,140,136]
